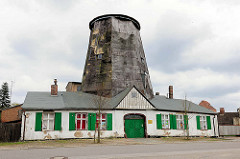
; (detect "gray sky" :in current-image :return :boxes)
[0,0,240,111]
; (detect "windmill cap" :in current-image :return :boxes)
[89,14,141,30]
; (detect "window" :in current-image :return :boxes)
[200,116,207,130]
[97,54,103,59]
[131,91,137,98]
[77,86,81,92]
[176,114,184,129]
[76,113,87,130]
[42,113,54,130]
[35,112,61,131]
[162,114,170,129]
[96,114,106,130]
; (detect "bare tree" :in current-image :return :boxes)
[183,95,194,140]
[92,82,109,143]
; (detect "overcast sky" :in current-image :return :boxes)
[0,0,240,111]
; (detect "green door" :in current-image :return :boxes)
[125,119,145,138]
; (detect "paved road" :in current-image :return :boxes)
[1,141,240,159]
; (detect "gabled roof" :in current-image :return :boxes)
[150,95,216,114]
[109,87,132,108]
[22,88,216,114]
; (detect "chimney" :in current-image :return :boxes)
[51,79,58,96]
[155,92,160,95]
[169,85,173,99]
[220,107,225,114]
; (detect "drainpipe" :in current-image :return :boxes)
[23,110,26,141]
[217,115,220,137]
[213,115,216,137]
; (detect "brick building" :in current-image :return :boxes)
[217,108,240,125]
[1,104,22,123]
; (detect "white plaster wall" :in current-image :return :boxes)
[114,110,217,137]
[22,110,117,140]
[21,110,218,140]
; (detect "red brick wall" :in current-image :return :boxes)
[199,100,217,112]
[1,106,22,123]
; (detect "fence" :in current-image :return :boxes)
[219,125,240,136]
[0,123,21,142]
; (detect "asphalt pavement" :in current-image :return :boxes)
[1,140,240,159]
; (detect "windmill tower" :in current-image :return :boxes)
[81,14,154,99]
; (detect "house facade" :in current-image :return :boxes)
[21,86,218,140]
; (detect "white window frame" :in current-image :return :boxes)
[75,113,88,130]
[162,114,170,129]
[97,113,107,130]
[42,112,55,131]
[200,115,207,130]
[176,114,184,129]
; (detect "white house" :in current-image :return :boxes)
[21,85,218,140]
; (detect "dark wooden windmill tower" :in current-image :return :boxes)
[81,14,154,99]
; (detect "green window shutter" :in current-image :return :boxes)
[196,116,201,130]
[184,115,188,130]
[69,112,75,131]
[170,114,173,129]
[207,116,211,130]
[156,114,162,129]
[54,112,62,131]
[173,115,177,129]
[107,113,112,130]
[35,112,42,131]
[88,113,96,130]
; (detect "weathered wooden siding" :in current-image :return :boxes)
[116,88,154,110]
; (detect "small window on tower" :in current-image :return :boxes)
[97,54,103,59]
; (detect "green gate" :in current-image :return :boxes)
[125,118,145,138]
